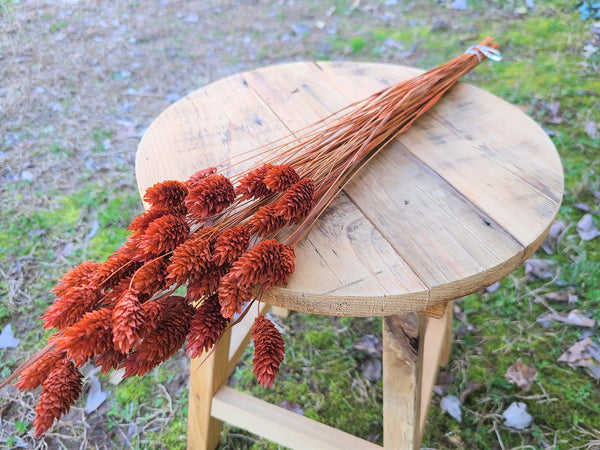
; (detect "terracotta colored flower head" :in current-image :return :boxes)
[236,163,274,200]
[112,289,146,354]
[185,173,235,218]
[251,315,285,387]
[187,294,229,358]
[273,178,315,224]
[33,358,83,436]
[263,164,300,192]
[248,204,287,237]
[217,272,254,319]
[186,166,217,189]
[132,257,169,294]
[212,225,251,266]
[50,260,98,298]
[41,285,102,330]
[136,214,190,260]
[143,180,189,211]
[229,239,295,289]
[124,296,194,377]
[15,351,67,391]
[127,208,170,234]
[186,264,228,302]
[166,236,212,284]
[55,307,114,367]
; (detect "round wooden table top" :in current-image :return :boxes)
[135,61,563,317]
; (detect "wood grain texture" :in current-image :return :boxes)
[383,314,421,448]
[187,327,231,449]
[136,61,563,316]
[211,386,381,450]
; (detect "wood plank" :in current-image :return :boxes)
[211,386,381,450]
[399,86,563,248]
[438,302,454,367]
[418,307,452,441]
[383,314,423,449]
[187,328,232,450]
[345,142,523,285]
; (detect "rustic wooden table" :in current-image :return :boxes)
[136,61,563,449]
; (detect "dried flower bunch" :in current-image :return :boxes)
[2,38,499,437]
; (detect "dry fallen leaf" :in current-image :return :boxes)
[585,121,598,139]
[577,214,600,241]
[353,334,382,356]
[84,374,110,414]
[453,304,467,322]
[543,287,578,304]
[538,309,595,328]
[558,337,600,368]
[573,203,598,214]
[540,219,566,255]
[525,259,555,280]
[459,381,484,404]
[588,365,600,380]
[434,371,453,396]
[0,324,20,349]
[502,402,532,430]
[505,359,538,392]
[361,358,382,382]
[486,281,500,293]
[440,395,462,422]
[108,368,126,386]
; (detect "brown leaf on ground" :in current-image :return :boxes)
[540,219,566,255]
[459,380,484,404]
[543,287,578,304]
[542,101,563,124]
[558,337,600,368]
[525,259,555,280]
[506,359,538,391]
[353,334,382,356]
[434,371,453,396]
[538,309,595,328]
[577,214,600,241]
[453,304,467,322]
[360,358,382,382]
[585,121,598,139]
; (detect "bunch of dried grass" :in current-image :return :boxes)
[1,38,499,436]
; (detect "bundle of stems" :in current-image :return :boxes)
[1,38,500,437]
[224,37,499,245]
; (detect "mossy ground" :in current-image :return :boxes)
[1,0,599,448]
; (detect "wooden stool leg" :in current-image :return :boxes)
[383,313,424,449]
[383,306,453,449]
[438,301,454,367]
[187,328,232,450]
[418,305,453,441]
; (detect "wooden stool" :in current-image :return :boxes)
[135,62,563,449]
